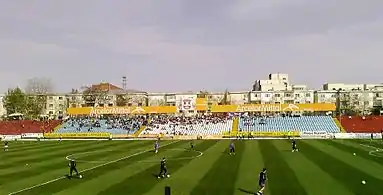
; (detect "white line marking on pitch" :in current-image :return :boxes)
[359,144,383,158]
[7,141,180,195]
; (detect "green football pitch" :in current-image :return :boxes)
[1,139,383,195]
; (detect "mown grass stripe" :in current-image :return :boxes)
[0,141,62,152]
[309,140,383,180]
[326,140,383,165]
[259,140,307,195]
[52,141,195,195]
[278,140,353,195]
[300,140,383,195]
[353,139,383,148]
[0,141,139,173]
[2,141,99,158]
[0,141,125,169]
[234,141,266,195]
[13,141,184,195]
[0,141,145,185]
[190,140,244,195]
[97,140,218,195]
[144,140,225,195]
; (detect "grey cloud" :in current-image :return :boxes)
[0,0,382,93]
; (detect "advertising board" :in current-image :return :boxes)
[44,133,110,138]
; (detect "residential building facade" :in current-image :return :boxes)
[1,74,382,117]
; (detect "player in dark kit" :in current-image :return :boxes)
[4,141,9,151]
[292,139,298,152]
[229,141,235,155]
[157,157,169,178]
[68,159,80,178]
[154,141,159,154]
[190,141,194,150]
[257,168,267,195]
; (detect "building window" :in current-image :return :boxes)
[58,96,63,100]
[295,94,300,97]
[305,93,311,97]
[49,96,53,100]
[275,94,280,97]
[49,104,53,108]
[49,111,53,115]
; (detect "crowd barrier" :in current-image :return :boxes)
[223,131,300,137]
[333,133,382,139]
[2,132,383,141]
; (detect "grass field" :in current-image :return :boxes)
[1,139,383,195]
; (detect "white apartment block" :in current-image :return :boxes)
[252,73,309,92]
[45,94,67,116]
[249,90,314,104]
[2,76,383,117]
[317,83,383,114]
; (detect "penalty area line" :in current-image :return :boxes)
[7,141,180,195]
[359,143,383,158]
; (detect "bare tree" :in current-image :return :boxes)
[25,77,54,94]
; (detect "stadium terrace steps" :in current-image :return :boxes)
[340,116,383,133]
[231,117,239,134]
[0,120,61,135]
[333,118,346,133]
[56,119,142,135]
[140,119,234,136]
[133,125,146,137]
[53,123,63,133]
[239,116,340,133]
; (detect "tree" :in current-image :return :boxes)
[198,90,209,98]
[2,87,45,119]
[338,92,363,116]
[3,87,27,115]
[25,77,54,94]
[220,90,230,105]
[25,95,46,118]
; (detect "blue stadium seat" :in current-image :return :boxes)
[238,116,340,133]
[55,119,142,135]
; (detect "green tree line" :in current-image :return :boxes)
[2,87,46,120]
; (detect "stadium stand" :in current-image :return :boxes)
[0,120,61,135]
[239,115,340,133]
[140,115,233,136]
[56,116,146,134]
[339,116,383,133]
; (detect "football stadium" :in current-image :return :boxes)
[1,81,383,195]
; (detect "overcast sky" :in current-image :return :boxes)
[0,0,383,93]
